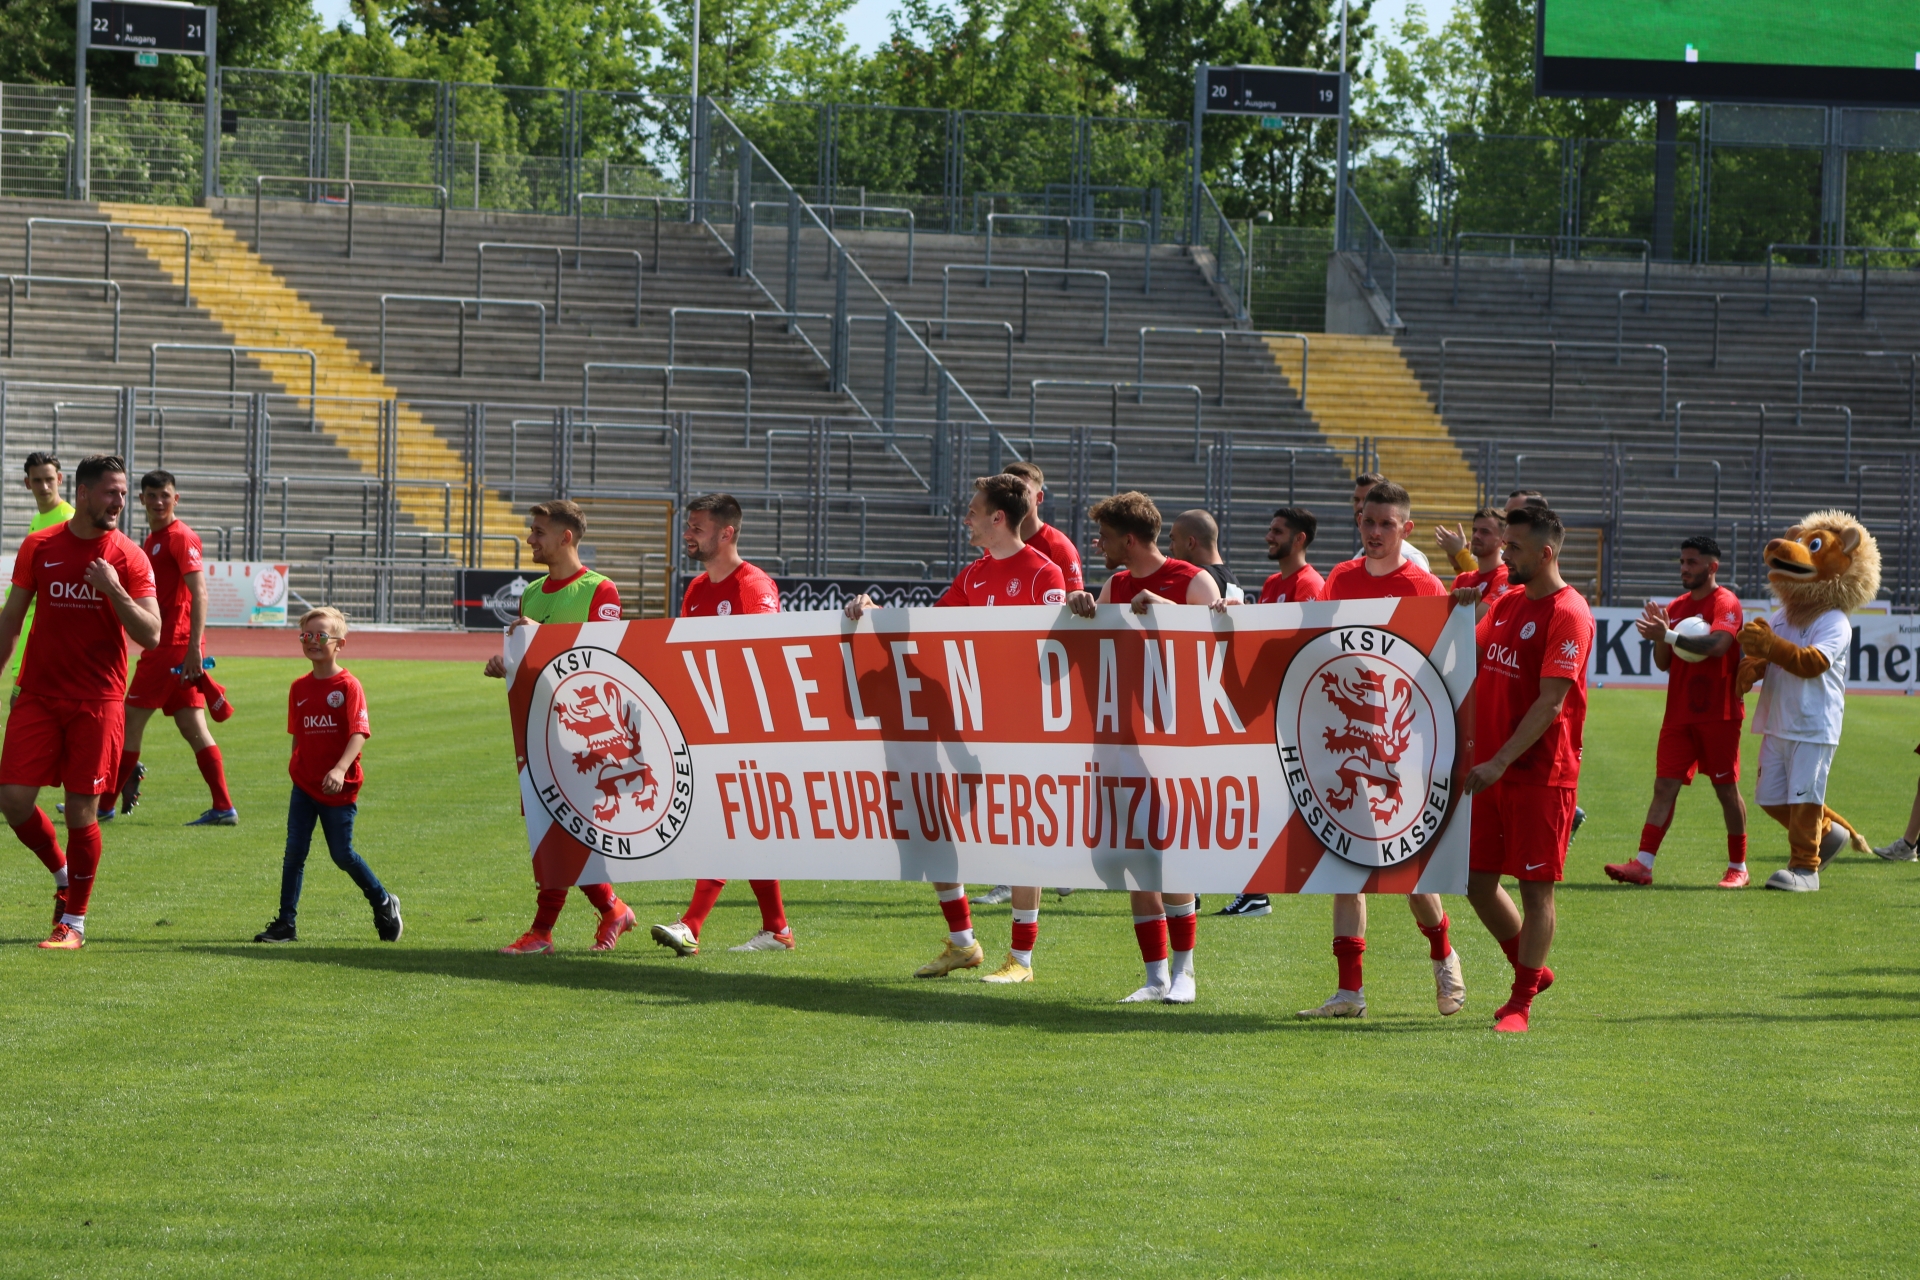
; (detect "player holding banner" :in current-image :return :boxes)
[0,455,160,948]
[650,494,795,956]
[846,474,1066,984]
[484,500,637,954]
[1458,505,1594,1034]
[1067,491,1220,1004]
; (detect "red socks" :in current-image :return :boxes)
[1333,935,1365,991]
[1497,932,1521,968]
[1639,819,1670,856]
[749,880,787,933]
[937,888,972,936]
[1417,913,1452,961]
[63,821,102,918]
[531,886,567,932]
[579,882,616,913]
[1166,900,1197,953]
[1728,833,1747,865]
[1503,965,1545,1015]
[1133,913,1169,963]
[195,745,233,811]
[681,879,727,937]
[11,808,65,878]
[1010,910,1039,954]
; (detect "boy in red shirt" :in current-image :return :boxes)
[253,607,401,943]
[1457,505,1594,1033]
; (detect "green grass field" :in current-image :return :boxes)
[1545,0,1920,70]
[2,657,1919,1276]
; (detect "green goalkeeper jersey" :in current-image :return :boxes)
[9,501,75,684]
[519,567,621,624]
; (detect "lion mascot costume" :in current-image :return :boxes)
[1736,510,1879,891]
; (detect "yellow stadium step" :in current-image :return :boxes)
[1265,332,1483,525]
[96,202,523,565]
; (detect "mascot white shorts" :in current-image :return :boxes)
[1753,736,1836,807]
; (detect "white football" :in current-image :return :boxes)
[1670,615,1712,663]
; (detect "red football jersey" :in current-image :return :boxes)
[1664,586,1744,725]
[1106,558,1203,606]
[1324,556,1447,600]
[1025,522,1085,593]
[1452,562,1509,603]
[936,544,1066,607]
[142,518,204,648]
[11,523,156,702]
[288,669,371,805]
[682,561,780,617]
[1474,585,1594,787]
[1260,564,1326,604]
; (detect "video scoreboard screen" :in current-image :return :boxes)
[1537,0,1920,105]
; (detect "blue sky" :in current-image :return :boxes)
[313,0,1425,57]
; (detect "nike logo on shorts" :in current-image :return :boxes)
[1524,862,1547,871]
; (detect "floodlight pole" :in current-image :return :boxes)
[73,0,88,199]
[201,6,219,203]
[688,0,701,222]
[1189,66,1205,246]
[1333,0,1350,251]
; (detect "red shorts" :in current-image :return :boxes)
[1656,718,1742,785]
[0,693,125,795]
[126,644,206,715]
[1469,779,1577,882]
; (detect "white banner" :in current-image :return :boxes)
[1587,602,1918,691]
[204,561,289,627]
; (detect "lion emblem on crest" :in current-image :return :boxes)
[554,680,660,822]
[1318,666,1417,823]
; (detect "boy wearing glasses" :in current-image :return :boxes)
[253,607,401,943]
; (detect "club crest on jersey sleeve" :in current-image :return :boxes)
[1274,626,1458,868]
[526,645,692,858]
[595,601,623,621]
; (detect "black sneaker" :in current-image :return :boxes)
[121,760,148,815]
[373,893,403,942]
[254,918,297,943]
[1215,893,1272,917]
[1571,807,1588,839]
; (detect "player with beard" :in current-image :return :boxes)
[650,494,795,956]
[484,500,636,955]
[1606,537,1749,888]
[1298,481,1464,1020]
[1256,506,1323,605]
[0,455,160,948]
[1066,491,1220,1003]
[1456,505,1594,1033]
[846,475,1066,983]
[1435,507,1511,605]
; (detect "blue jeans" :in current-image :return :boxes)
[278,786,385,924]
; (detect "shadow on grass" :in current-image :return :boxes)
[191,944,1440,1037]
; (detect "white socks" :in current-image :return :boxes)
[59,914,84,931]
[1010,949,1033,967]
[950,929,975,947]
[1144,958,1170,989]
[53,867,68,888]
[1635,852,1656,869]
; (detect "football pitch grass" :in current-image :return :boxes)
[1544,0,1920,70]
[2,657,1918,1277]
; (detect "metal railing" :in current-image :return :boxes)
[1340,185,1398,320]
[1672,400,1854,477]
[666,308,830,371]
[940,264,1111,345]
[901,317,1014,398]
[1795,349,1919,430]
[985,213,1152,293]
[1437,338,1671,420]
[1765,243,1920,317]
[574,192,734,269]
[1615,289,1817,368]
[149,344,317,426]
[750,200,916,282]
[24,218,191,304]
[254,176,449,262]
[582,362,751,433]
[378,295,546,379]
[474,242,642,326]
[4,276,120,360]
[1028,379,1205,459]
[1450,233,1652,309]
[1137,327,1307,407]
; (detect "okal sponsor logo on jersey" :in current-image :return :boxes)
[525,645,693,858]
[1273,626,1458,868]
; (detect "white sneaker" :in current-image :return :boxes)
[1163,971,1196,1004]
[977,885,1012,905]
[1874,836,1919,862]
[649,921,699,955]
[1433,950,1466,1016]
[1764,866,1821,892]
[1119,983,1170,1003]
[728,928,795,952]
[1296,992,1366,1018]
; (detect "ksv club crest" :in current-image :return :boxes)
[526,645,693,859]
[1274,626,1458,868]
